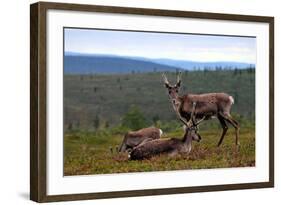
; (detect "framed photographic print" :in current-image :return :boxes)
[30,1,274,202]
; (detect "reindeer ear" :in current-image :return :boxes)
[164,83,171,88]
[176,81,181,88]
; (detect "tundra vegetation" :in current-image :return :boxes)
[64,69,255,176]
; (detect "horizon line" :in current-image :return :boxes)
[64,51,256,65]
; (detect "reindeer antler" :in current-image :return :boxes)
[162,73,171,88]
[176,71,182,88]
[187,102,197,128]
[190,102,206,127]
[173,101,205,129]
[173,101,196,128]
[193,116,206,126]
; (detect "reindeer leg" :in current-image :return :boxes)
[223,114,240,146]
[118,142,127,152]
[218,112,240,146]
[217,114,228,147]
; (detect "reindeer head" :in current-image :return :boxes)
[162,72,182,104]
[183,102,204,143]
[183,125,201,142]
[191,127,202,142]
[181,121,201,154]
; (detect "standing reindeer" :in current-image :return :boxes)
[129,103,203,160]
[162,72,240,147]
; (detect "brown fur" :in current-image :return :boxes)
[179,93,233,120]
[129,127,197,160]
[119,127,162,152]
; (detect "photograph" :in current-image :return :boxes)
[30,2,274,201]
[63,28,256,176]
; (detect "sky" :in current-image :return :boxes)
[64,28,256,64]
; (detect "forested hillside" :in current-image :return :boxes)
[64,69,255,131]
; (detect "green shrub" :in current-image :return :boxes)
[121,105,148,130]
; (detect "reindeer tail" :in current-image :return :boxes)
[229,96,235,105]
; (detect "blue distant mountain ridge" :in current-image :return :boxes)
[64,52,254,74]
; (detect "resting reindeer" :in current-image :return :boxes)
[129,103,203,160]
[119,127,163,152]
[162,72,240,147]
